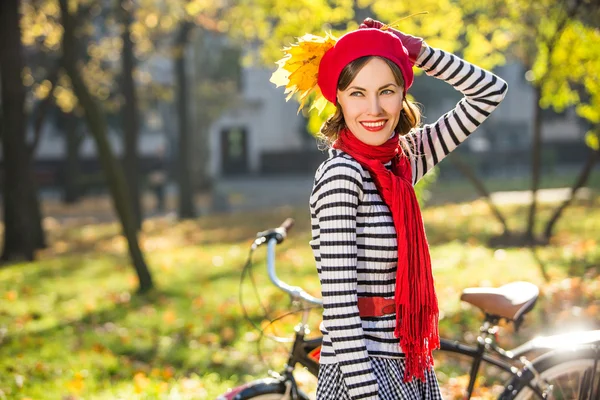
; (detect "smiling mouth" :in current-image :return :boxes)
[360,120,387,132]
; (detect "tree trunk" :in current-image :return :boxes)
[62,112,83,203]
[27,168,46,251]
[523,3,577,243]
[175,21,196,219]
[193,121,212,192]
[120,0,142,230]
[543,146,599,240]
[30,65,59,154]
[23,67,59,250]
[59,0,153,292]
[525,86,543,243]
[0,0,38,261]
[191,29,213,193]
[449,155,511,236]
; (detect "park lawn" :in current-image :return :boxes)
[0,197,598,400]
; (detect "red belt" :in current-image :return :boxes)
[357,297,396,317]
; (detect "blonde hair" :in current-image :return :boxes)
[318,56,421,156]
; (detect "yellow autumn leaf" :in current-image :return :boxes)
[585,131,599,151]
[66,375,85,394]
[312,94,331,115]
[270,32,337,114]
[134,372,150,393]
[163,309,177,324]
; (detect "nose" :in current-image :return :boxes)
[367,95,383,116]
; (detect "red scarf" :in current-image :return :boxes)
[333,128,439,382]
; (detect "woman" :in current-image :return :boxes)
[274,19,507,399]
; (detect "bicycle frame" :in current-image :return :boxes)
[222,222,600,400]
[286,322,321,377]
[440,338,514,396]
[255,234,538,398]
[440,320,600,399]
[277,323,596,400]
[439,330,548,400]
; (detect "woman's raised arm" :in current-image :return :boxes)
[409,45,508,184]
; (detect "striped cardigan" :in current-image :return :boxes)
[309,45,508,399]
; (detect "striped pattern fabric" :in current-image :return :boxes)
[309,45,507,399]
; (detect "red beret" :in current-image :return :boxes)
[317,28,414,104]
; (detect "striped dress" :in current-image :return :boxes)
[309,45,508,399]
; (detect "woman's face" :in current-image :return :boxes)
[337,58,404,146]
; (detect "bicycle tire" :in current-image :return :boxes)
[502,347,599,400]
[232,380,311,400]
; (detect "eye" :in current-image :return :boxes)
[349,91,364,97]
[380,89,395,95]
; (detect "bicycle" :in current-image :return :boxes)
[217,219,600,400]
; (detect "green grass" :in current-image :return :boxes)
[0,198,598,400]
[426,167,600,205]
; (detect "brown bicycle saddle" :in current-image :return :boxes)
[460,281,539,321]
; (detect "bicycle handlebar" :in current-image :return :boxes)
[253,218,295,249]
[266,238,323,307]
[279,217,294,233]
[256,218,323,307]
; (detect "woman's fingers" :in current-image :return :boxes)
[360,17,383,29]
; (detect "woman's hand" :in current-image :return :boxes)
[360,18,425,64]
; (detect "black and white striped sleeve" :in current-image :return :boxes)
[312,157,379,399]
[409,45,509,184]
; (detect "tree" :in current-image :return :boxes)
[0,0,46,262]
[59,0,153,292]
[59,110,86,203]
[22,0,145,206]
[119,0,143,229]
[462,0,598,245]
[190,29,241,193]
[540,21,600,240]
[111,1,244,219]
[517,0,583,242]
[162,3,250,219]
[20,0,102,207]
[174,21,196,219]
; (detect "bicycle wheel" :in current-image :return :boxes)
[505,348,598,400]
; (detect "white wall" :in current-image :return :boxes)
[208,66,305,176]
[29,58,584,174]
[35,127,166,160]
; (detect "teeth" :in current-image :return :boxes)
[362,121,385,128]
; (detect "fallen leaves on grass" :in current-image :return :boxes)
[4,290,17,301]
[66,371,86,394]
[133,372,150,393]
[1,198,598,399]
[541,276,600,327]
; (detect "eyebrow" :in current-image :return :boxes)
[347,83,398,91]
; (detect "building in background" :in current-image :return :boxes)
[29,37,589,192]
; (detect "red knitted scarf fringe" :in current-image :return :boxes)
[333,129,439,382]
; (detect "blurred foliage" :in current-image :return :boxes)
[18,0,600,140]
[0,194,598,399]
[456,0,600,149]
[21,0,122,115]
[534,13,600,149]
[586,131,600,151]
[228,0,600,145]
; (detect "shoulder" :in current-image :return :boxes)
[312,150,365,194]
[315,149,364,180]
